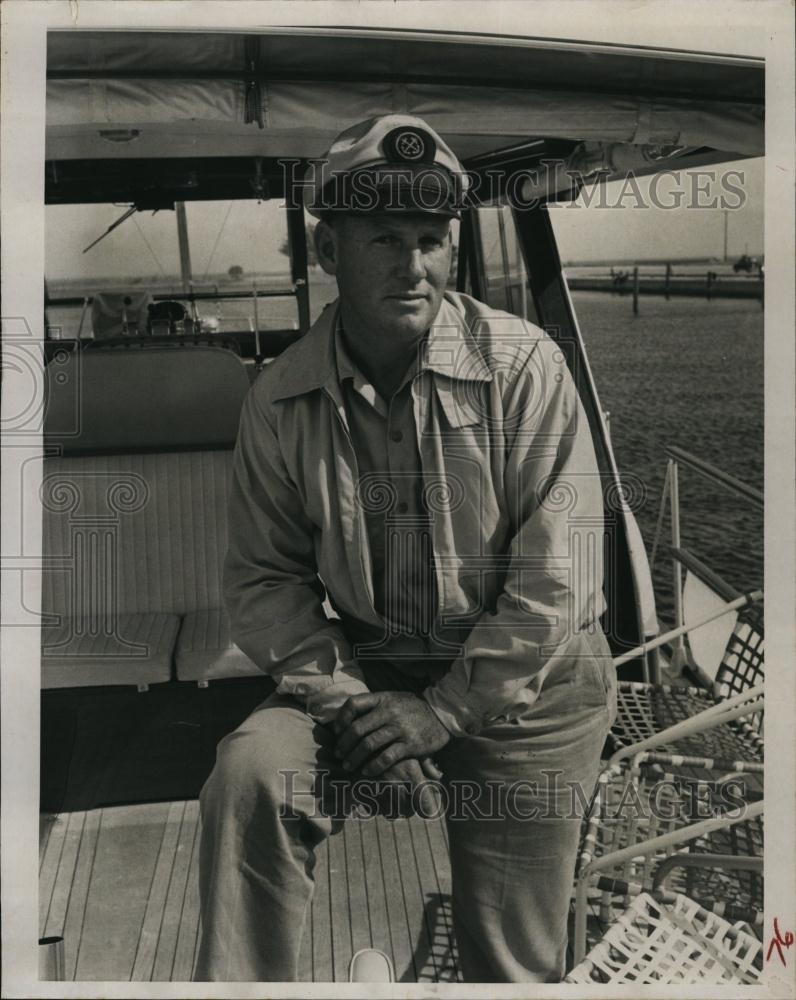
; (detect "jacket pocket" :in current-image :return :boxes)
[572,627,616,711]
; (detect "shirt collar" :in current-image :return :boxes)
[334,322,389,415]
[424,297,494,383]
[270,294,493,403]
[334,322,366,388]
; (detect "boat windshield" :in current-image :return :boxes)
[45,199,295,340]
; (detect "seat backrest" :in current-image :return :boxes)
[45,344,249,453]
[41,449,234,618]
[715,601,764,700]
[42,345,250,620]
[683,569,740,683]
[678,546,764,698]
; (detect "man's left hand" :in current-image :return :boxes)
[333,691,451,776]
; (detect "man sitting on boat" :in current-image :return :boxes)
[195,114,616,983]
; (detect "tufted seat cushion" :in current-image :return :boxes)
[41,345,254,690]
[175,607,261,682]
[41,612,179,688]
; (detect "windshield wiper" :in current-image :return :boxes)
[82,204,139,254]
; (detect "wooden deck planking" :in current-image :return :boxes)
[389,819,438,982]
[327,825,354,980]
[297,893,313,982]
[167,801,202,983]
[371,817,417,982]
[421,817,459,980]
[39,812,71,934]
[342,821,375,955]
[39,802,457,983]
[130,800,188,981]
[296,820,314,983]
[310,839,335,982]
[61,808,102,981]
[407,817,459,981]
[74,804,170,980]
[424,817,452,893]
[149,801,198,982]
[356,817,394,962]
[130,801,184,980]
[41,811,86,942]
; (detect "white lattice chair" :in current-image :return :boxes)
[566,888,763,984]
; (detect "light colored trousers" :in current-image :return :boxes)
[195,628,616,983]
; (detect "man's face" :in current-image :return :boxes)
[317,213,452,344]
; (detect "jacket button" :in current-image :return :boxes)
[397,501,409,513]
[464,722,478,735]
[390,430,403,443]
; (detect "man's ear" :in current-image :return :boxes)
[314,220,339,276]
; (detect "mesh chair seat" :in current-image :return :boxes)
[575,753,764,955]
[566,891,763,984]
[610,601,764,761]
[609,681,764,761]
[686,817,764,920]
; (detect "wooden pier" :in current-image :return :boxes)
[567,271,763,302]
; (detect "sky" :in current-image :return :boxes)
[551,158,764,264]
[45,155,764,286]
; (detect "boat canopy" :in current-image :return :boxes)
[46,28,764,165]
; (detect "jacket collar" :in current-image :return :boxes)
[270,294,492,403]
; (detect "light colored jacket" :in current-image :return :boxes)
[224,291,605,735]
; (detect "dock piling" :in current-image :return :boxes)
[632,266,639,315]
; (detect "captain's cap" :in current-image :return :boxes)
[304,114,469,219]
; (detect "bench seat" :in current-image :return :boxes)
[175,607,260,683]
[41,612,179,689]
[41,345,254,691]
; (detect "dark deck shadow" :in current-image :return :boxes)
[41,677,274,812]
[400,891,459,983]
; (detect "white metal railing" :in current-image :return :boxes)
[650,446,763,672]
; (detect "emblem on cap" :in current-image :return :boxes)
[396,131,424,159]
[383,126,437,164]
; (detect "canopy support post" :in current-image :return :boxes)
[175,201,193,295]
[287,203,311,334]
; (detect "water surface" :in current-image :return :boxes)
[573,291,764,618]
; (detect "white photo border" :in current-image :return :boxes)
[2,1,794,997]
